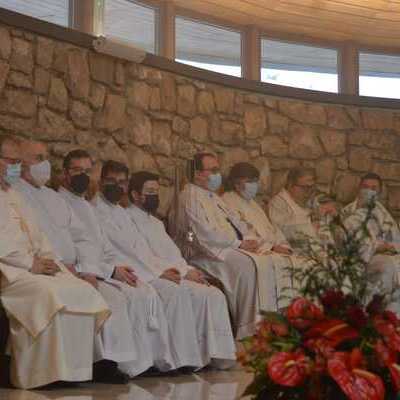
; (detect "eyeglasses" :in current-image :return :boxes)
[103,178,128,187]
[0,156,22,164]
[203,167,220,174]
[295,184,315,190]
[67,167,92,175]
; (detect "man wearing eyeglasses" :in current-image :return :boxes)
[13,140,145,384]
[268,167,318,249]
[0,136,110,389]
[177,152,260,340]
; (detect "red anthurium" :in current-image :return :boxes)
[389,364,400,393]
[286,298,324,330]
[374,339,397,368]
[374,315,400,352]
[374,339,400,393]
[305,319,359,347]
[267,350,311,387]
[328,352,385,400]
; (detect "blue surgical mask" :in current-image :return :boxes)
[207,173,222,192]
[5,163,21,185]
[241,182,259,200]
[360,188,378,205]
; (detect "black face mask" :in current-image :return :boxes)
[70,173,90,195]
[143,194,159,213]
[103,183,124,204]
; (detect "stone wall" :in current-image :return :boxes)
[1,23,400,216]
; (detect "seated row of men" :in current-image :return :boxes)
[1,136,399,389]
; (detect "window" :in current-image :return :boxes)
[0,0,70,27]
[103,0,157,53]
[175,16,241,77]
[359,52,400,99]
[261,39,338,93]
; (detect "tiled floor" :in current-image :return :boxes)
[0,369,254,400]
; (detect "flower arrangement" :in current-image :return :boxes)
[239,202,400,400]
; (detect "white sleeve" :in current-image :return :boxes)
[184,195,241,254]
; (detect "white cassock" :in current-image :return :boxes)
[126,204,236,367]
[268,189,318,250]
[177,183,259,340]
[91,194,206,369]
[13,179,139,368]
[342,200,400,312]
[58,187,174,376]
[222,191,305,310]
[0,188,109,389]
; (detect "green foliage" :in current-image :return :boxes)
[286,199,387,306]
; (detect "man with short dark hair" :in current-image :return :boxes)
[177,153,260,339]
[59,151,177,377]
[0,136,110,389]
[92,161,235,369]
[342,172,400,311]
[126,170,236,368]
[268,167,318,247]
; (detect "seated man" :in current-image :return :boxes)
[268,167,318,249]
[177,153,260,339]
[127,170,236,368]
[58,151,178,376]
[0,136,109,389]
[13,139,142,383]
[342,172,400,311]
[93,161,235,369]
[222,162,307,308]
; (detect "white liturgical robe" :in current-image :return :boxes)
[126,204,236,366]
[342,200,400,312]
[268,189,318,249]
[92,194,228,369]
[177,183,259,339]
[0,188,109,389]
[222,191,305,309]
[58,187,174,376]
[13,178,139,367]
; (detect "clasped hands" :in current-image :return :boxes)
[160,267,208,285]
[239,240,293,256]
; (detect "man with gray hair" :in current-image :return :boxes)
[0,135,110,389]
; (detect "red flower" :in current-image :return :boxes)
[389,364,400,393]
[374,315,400,352]
[305,319,359,347]
[366,295,385,316]
[320,289,345,311]
[382,310,400,327]
[374,340,400,393]
[346,305,368,329]
[267,350,311,387]
[286,298,324,330]
[374,339,397,368]
[328,352,385,400]
[257,319,289,337]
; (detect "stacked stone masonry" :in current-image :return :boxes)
[1,24,400,217]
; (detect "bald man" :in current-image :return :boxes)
[13,140,155,382]
[0,135,110,389]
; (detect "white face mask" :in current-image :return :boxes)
[30,160,51,187]
[360,188,378,206]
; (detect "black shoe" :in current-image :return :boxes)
[93,360,129,384]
